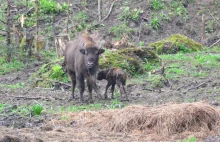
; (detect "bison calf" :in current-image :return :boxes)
[97,68,128,101]
[64,34,105,103]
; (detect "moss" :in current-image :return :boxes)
[30,57,69,88]
[99,51,144,75]
[118,47,159,61]
[100,47,160,75]
[149,34,203,54]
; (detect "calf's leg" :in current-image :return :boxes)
[104,82,111,99]
[123,85,129,101]
[111,83,115,99]
[90,76,102,100]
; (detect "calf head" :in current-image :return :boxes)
[97,70,105,80]
[80,46,104,74]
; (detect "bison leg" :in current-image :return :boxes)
[104,82,111,99]
[111,83,115,99]
[77,74,85,104]
[90,76,102,100]
[67,70,76,100]
[116,82,124,101]
[123,85,129,101]
[87,79,94,103]
[93,83,102,100]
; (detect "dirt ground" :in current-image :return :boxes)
[0,60,220,141]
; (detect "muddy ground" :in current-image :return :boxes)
[0,58,220,141]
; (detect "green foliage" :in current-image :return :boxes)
[14,106,30,116]
[0,83,24,89]
[170,0,188,19]
[150,17,160,30]
[31,104,44,116]
[0,103,6,113]
[50,65,66,81]
[150,0,164,11]
[118,7,143,21]
[176,5,187,16]
[0,57,24,75]
[107,99,123,109]
[138,41,145,47]
[74,11,89,31]
[66,104,103,112]
[39,0,67,14]
[181,136,197,142]
[109,22,133,38]
[148,75,166,88]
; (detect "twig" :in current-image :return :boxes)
[175,85,185,91]
[51,118,56,129]
[188,80,211,91]
[138,21,142,42]
[12,96,49,100]
[0,19,6,24]
[142,88,166,92]
[209,39,220,48]
[98,0,101,21]
[55,81,71,87]
[100,0,117,22]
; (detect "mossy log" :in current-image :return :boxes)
[149,34,203,54]
[99,47,159,75]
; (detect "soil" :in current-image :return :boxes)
[0,0,220,141]
[0,55,220,141]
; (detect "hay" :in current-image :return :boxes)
[101,102,220,135]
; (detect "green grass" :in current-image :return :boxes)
[64,103,104,112]
[179,136,197,142]
[31,104,44,116]
[0,57,24,75]
[130,47,220,86]
[0,103,6,113]
[0,83,24,89]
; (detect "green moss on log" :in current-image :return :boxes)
[149,34,203,54]
[99,47,159,75]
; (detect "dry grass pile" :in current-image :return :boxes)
[100,102,220,135]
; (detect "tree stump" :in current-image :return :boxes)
[55,34,70,57]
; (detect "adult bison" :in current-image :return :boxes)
[64,34,105,103]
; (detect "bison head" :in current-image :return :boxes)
[80,47,105,74]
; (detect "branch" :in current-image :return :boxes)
[209,39,220,48]
[0,19,6,24]
[101,0,117,22]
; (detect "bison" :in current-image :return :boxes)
[64,34,105,103]
[97,68,128,101]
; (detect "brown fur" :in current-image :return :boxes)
[97,68,128,101]
[64,34,105,103]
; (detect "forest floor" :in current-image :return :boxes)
[0,47,220,142]
[0,0,220,141]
